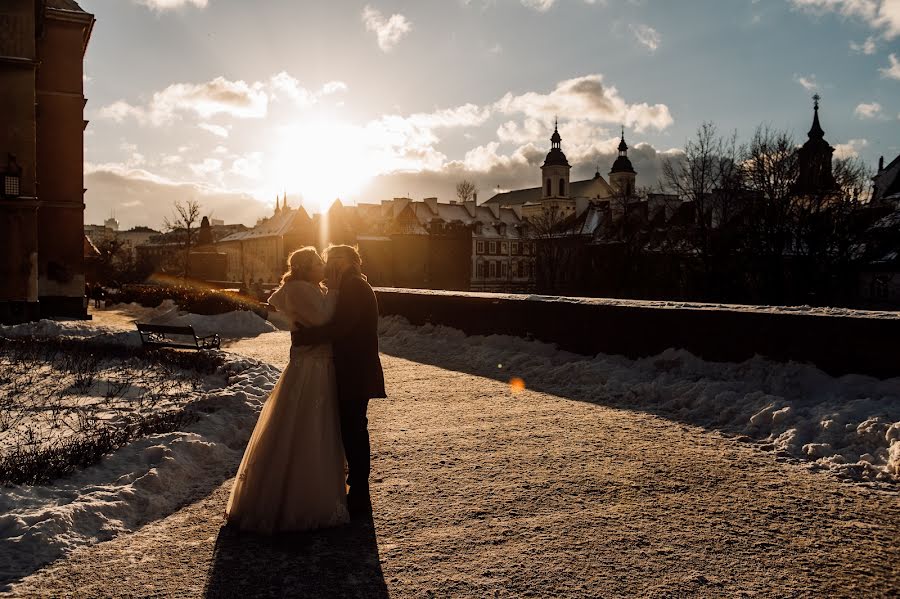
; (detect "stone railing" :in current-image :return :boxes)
[375,288,900,378]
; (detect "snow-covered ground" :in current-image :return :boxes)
[0,316,281,585]
[1,303,898,585]
[376,317,900,484]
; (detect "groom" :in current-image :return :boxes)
[292,245,386,517]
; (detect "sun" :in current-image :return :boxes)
[267,117,376,213]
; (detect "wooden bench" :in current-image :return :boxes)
[136,323,221,350]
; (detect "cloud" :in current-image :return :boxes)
[520,0,557,10]
[98,76,268,126]
[269,72,348,106]
[362,5,412,52]
[790,0,900,40]
[197,123,230,138]
[84,163,267,229]
[630,24,661,51]
[854,101,883,118]
[189,158,223,178]
[493,74,673,133]
[135,0,208,11]
[231,152,264,179]
[880,52,900,79]
[849,35,877,53]
[793,73,819,91]
[833,138,869,159]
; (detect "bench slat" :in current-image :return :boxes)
[137,323,197,335]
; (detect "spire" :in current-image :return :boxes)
[274,195,281,215]
[808,93,825,140]
[618,125,628,154]
[283,190,288,210]
[550,117,562,149]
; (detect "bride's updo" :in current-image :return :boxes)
[280,247,323,286]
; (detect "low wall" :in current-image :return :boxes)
[375,288,900,378]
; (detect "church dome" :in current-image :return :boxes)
[610,155,635,174]
[542,122,570,167]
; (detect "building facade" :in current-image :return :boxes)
[0,0,94,323]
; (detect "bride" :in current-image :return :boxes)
[225,247,349,533]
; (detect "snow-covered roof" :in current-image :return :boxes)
[483,176,615,207]
[219,207,311,243]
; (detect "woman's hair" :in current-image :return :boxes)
[280,246,323,285]
[324,244,362,275]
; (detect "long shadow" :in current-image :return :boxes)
[204,516,388,599]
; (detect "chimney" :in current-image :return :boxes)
[488,203,500,219]
[473,191,478,204]
[879,156,884,172]
[464,199,477,218]
[424,197,438,214]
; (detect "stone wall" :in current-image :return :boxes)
[375,288,900,378]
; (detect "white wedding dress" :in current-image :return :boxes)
[225,280,349,533]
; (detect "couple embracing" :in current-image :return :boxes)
[225,245,386,533]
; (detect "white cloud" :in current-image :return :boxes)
[849,35,878,53]
[790,0,900,39]
[362,5,412,52]
[630,24,661,51]
[136,0,208,10]
[198,123,230,138]
[521,0,557,10]
[231,152,264,179]
[269,72,348,106]
[833,138,869,159]
[854,101,883,118]
[880,53,900,79]
[189,158,223,178]
[493,74,673,133]
[98,76,268,126]
[793,73,819,91]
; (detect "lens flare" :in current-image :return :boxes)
[509,377,526,394]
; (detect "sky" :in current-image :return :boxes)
[77,0,900,229]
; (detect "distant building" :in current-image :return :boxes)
[872,154,900,205]
[483,122,629,220]
[357,197,534,292]
[84,223,160,260]
[0,0,95,323]
[794,95,837,198]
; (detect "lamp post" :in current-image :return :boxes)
[2,155,22,199]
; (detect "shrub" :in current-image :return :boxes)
[108,284,265,316]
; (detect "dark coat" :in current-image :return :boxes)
[291,273,386,401]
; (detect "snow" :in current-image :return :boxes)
[2,303,898,584]
[0,350,279,584]
[377,287,900,319]
[377,316,900,484]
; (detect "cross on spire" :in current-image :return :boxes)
[813,93,820,110]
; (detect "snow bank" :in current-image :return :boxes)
[0,352,279,586]
[157,310,277,338]
[376,287,900,319]
[378,316,900,485]
[0,319,140,347]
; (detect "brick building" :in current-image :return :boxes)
[0,0,94,323]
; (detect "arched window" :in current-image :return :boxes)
[546,179,551,196]
[559,178,566,196]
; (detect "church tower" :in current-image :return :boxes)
[609,127,637,197]
[795,94,836,196]
[541,119,571,199]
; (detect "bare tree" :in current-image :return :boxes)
[164,199,202,279]
[661,122,745,297]
[525,204,580,292]
[455,180,477,203]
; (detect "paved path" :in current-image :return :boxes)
[10,327,900,598]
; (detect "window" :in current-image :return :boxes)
[523,243,530,256]
[489,261,497,278]
[546,179,551,196]
[501,262,507,278]
[501,242,508,254]
[476,241,485,254]
[489,241,497,255]
[512,262,519,277]
[512,242,519,255]
[524,262,530,278]
[477,262,485,278]
[559,178,566,196]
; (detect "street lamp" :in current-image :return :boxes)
[2,155,22,199]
